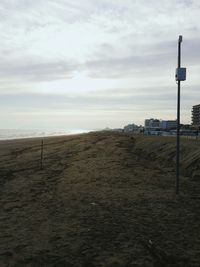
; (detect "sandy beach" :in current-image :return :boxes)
[0,132,200,266]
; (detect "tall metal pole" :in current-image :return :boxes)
[176,36,182,195]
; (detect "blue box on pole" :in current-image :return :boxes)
[175,68,186,81]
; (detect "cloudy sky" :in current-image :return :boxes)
[0,0,200,130]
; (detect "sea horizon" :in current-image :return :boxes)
[0,128,93,141]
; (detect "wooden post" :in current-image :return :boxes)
[40,139,44,170]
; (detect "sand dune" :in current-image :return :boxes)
[0,132,200,266]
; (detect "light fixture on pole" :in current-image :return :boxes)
[175,35,186,195]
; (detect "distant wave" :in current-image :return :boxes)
[0,129,90,140]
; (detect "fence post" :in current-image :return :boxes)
[40,139,44,170]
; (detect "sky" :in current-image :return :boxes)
[0,0,200,130]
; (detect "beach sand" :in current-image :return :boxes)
[0,132,200,266]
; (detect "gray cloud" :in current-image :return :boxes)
[1,0,200,82]
[0,82,195,128]
[85,37,200,78]
[0,0,114,26]
[0,84,193,112]
[85,52,175,79]
[0,0,199,128]
[0,59,79,84]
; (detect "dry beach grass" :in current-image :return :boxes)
[0,132,200,266]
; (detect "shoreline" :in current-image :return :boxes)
[0,130,92,142]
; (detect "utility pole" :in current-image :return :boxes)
[175,35,186,194]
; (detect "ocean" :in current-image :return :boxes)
[0,129,90,140]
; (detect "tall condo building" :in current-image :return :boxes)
[192,104,200,126]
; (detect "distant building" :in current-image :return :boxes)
[144,118,161,135]
[160,120,177,130]
[123,123,144,134]
[192,104,200,126]
[124,123,139,133]
[145,118,160,129]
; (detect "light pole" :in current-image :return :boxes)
[175,35,186,194]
